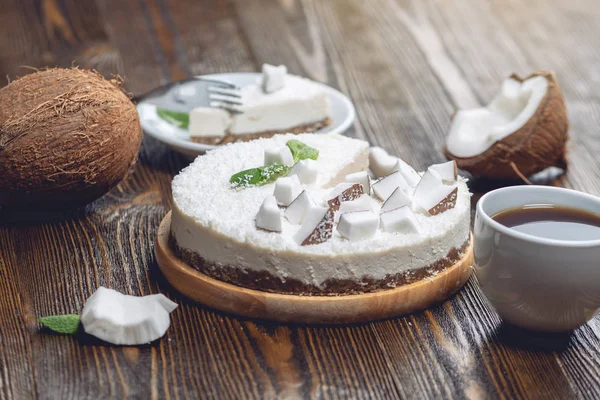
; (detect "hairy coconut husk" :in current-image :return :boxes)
[444,71,568,180]
[0,68,142,210]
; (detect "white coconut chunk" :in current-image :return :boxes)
[261,63,287,93]
[80,287,178,345]
[256,195,282,231]
[413,170,458,216]
[293,206,333,246]
[189,107,230,138]
[394,158,421,188]
[337,211,379,241]
[264,146,294,166]
[380,206,420,234]
[345,171,371,195]
[289,159,318,184]
[284,190,314,224]
[327,183,364,211]
[371,171,409,201]
[369,147,398,178]
[328,182,354,198]
[273,175,302,206]
[446,75,549,158]
[336,194,376,222]
[429,161,457,184]
[381,187,412,213]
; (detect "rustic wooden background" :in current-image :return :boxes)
[1,0,599,399]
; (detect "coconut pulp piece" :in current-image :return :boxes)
[369,147,398,178]
[290,159,318,184]
[337,211,379,241]
[256,195,283,231]
[262,64,287,93]
[371,171,409,201]
[273,175,302,206]
[345,171,371,195]
[429,161,457,184]
[285,190,314,224]
[380,206,420,234]
[381,187,412,213]
[264,146,294,166]
[413,170,458,216]
[81,287,178,345]
[293,206,334,246]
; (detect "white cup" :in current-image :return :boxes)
[474,186,600,332]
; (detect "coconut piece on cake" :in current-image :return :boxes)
[256,195,282,232]
[345,171,371,195]
[380,206,420,234]
[394,159,421,188]
[262,64,287,93]
[371,171,410,201]
[369,147,398,178]
[337,211,379,241]
[327,183,364,211]
[264,146,294,166]
[413,170,458,216]
[285,190,314,224]
[273,175,302,206]
[381,187,412,213]
[290,159,318,184]
[293,206,334,246]
[429,161,457,184]
[336,194,376,222]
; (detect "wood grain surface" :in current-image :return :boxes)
[1,0,599,399]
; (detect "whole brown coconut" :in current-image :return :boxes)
[0,68,142,210]
[444,71,568,180]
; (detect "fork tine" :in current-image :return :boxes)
[196,77,239,90]
[207,86,242,99]
[209,94,243,106]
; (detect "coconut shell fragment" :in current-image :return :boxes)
[444,71,568,180]
[0,68,143,210]
[327,183,364,211]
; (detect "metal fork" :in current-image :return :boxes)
[134,76,244,114]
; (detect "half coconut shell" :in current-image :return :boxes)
[444,71,568,180]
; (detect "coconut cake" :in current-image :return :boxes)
[170,133,471,295]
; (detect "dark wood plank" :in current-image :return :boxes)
[1,0,600,399]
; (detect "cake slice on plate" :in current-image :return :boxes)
[188,64,331,145]
[170,133,471,295]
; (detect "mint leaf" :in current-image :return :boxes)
[156,108,189,129]
[38,314,81,335]
[230,164,291,188]
[286,140,319,163]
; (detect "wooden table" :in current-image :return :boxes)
[1,0,599,398]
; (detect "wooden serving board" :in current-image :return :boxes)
[155,212,473,324]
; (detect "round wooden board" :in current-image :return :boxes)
[155,212,473,324]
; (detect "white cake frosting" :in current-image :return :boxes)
[171,133,472,289]
[189,70,330,138]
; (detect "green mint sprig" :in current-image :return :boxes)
[229,140,319,188]
[286,140,319,163]
[156,108,190,129]
[230,164,291,188]
[38,314,81,335]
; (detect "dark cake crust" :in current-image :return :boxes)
[190,118,332,145]
[170,233,470,296]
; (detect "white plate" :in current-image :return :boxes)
[137,72,356,159]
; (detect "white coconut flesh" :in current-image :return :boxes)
[446,76,549,158]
